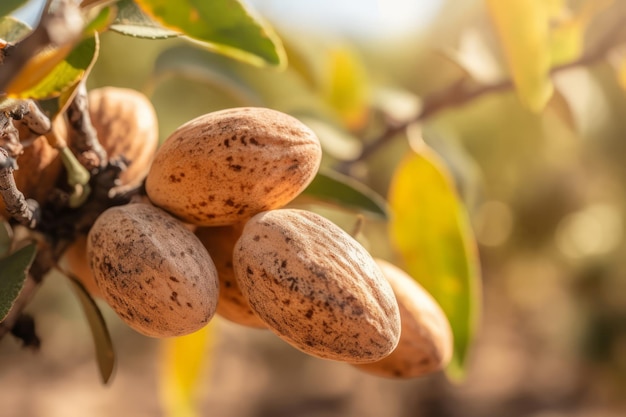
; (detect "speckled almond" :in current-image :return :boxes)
[145,107,322,226]
[354,259,453,378]
[233,209,401,363]
[88,87,158,187]
[87,203,219,337]
[195,223,266,329]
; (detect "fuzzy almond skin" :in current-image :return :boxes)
[195,224,266,329]
[88,87,159,187]
[87,203,219,337]
[354,259,454,378]
[233,209,401,363]
[145,107,322,226]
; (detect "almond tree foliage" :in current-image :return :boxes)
[1,0,626,416]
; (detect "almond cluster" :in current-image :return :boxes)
[63,90,452,378]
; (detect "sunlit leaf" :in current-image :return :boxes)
[160,324,214,417]
[110,0,180,39]
[485,0,554,112]
[0,15,31,43]
[6,34,99,100]
[67,276,115,384]
[388,144,481,380]
[299,168,388,219]
[322,45,370,130]
[134,0,286,67]
[0,220,12,258]
[0,243,37,321]
[0,0,28,19]
[549,0,613,66]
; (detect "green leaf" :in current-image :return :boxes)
[0,221,12,258]
[300,168,389,219]
[135,0,286,67]
[159,325,214,417]
[67,276,115,384]
[486,0,554,112]
[0,15,31,43]
[7,34,99,100]
[0,243,37,321]
[110,0,180,39]
[0,0,28,20]
[388,145,481,380]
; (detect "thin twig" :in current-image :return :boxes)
[343,18,626,168]
[0,148,39,227]
[66,81,108,172]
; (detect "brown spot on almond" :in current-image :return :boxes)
[233,209,400,363]
[145,107,322,226]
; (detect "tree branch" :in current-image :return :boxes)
[343,20,626,167]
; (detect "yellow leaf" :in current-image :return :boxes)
[485,0,554,112]
[159,324,215,417]
[549,0,613,66]
[322,45,370,130]
[6,43,74,97]
[388,142,481,380]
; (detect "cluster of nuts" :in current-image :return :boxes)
[58,88,453,378]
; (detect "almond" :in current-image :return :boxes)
[87,203,219,337]
[195,223,266,328]
[353,259,453,378]
[233,209,400,363]
[87,87,159,187]
[145,107,322,226]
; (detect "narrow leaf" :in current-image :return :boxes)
[300,168,389,219]
[7,34,99,100]
[67,276,115,384]
[134,0,286,67]
[110,0,180,39]
[486,0,554,112]
[322,46,370,130]
[388,145,481,380]
[160,325,214,417]
[0,243,37,321]
[0,15,31,43]
[0,0,28,19]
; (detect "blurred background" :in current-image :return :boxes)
[2,0,626,416]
